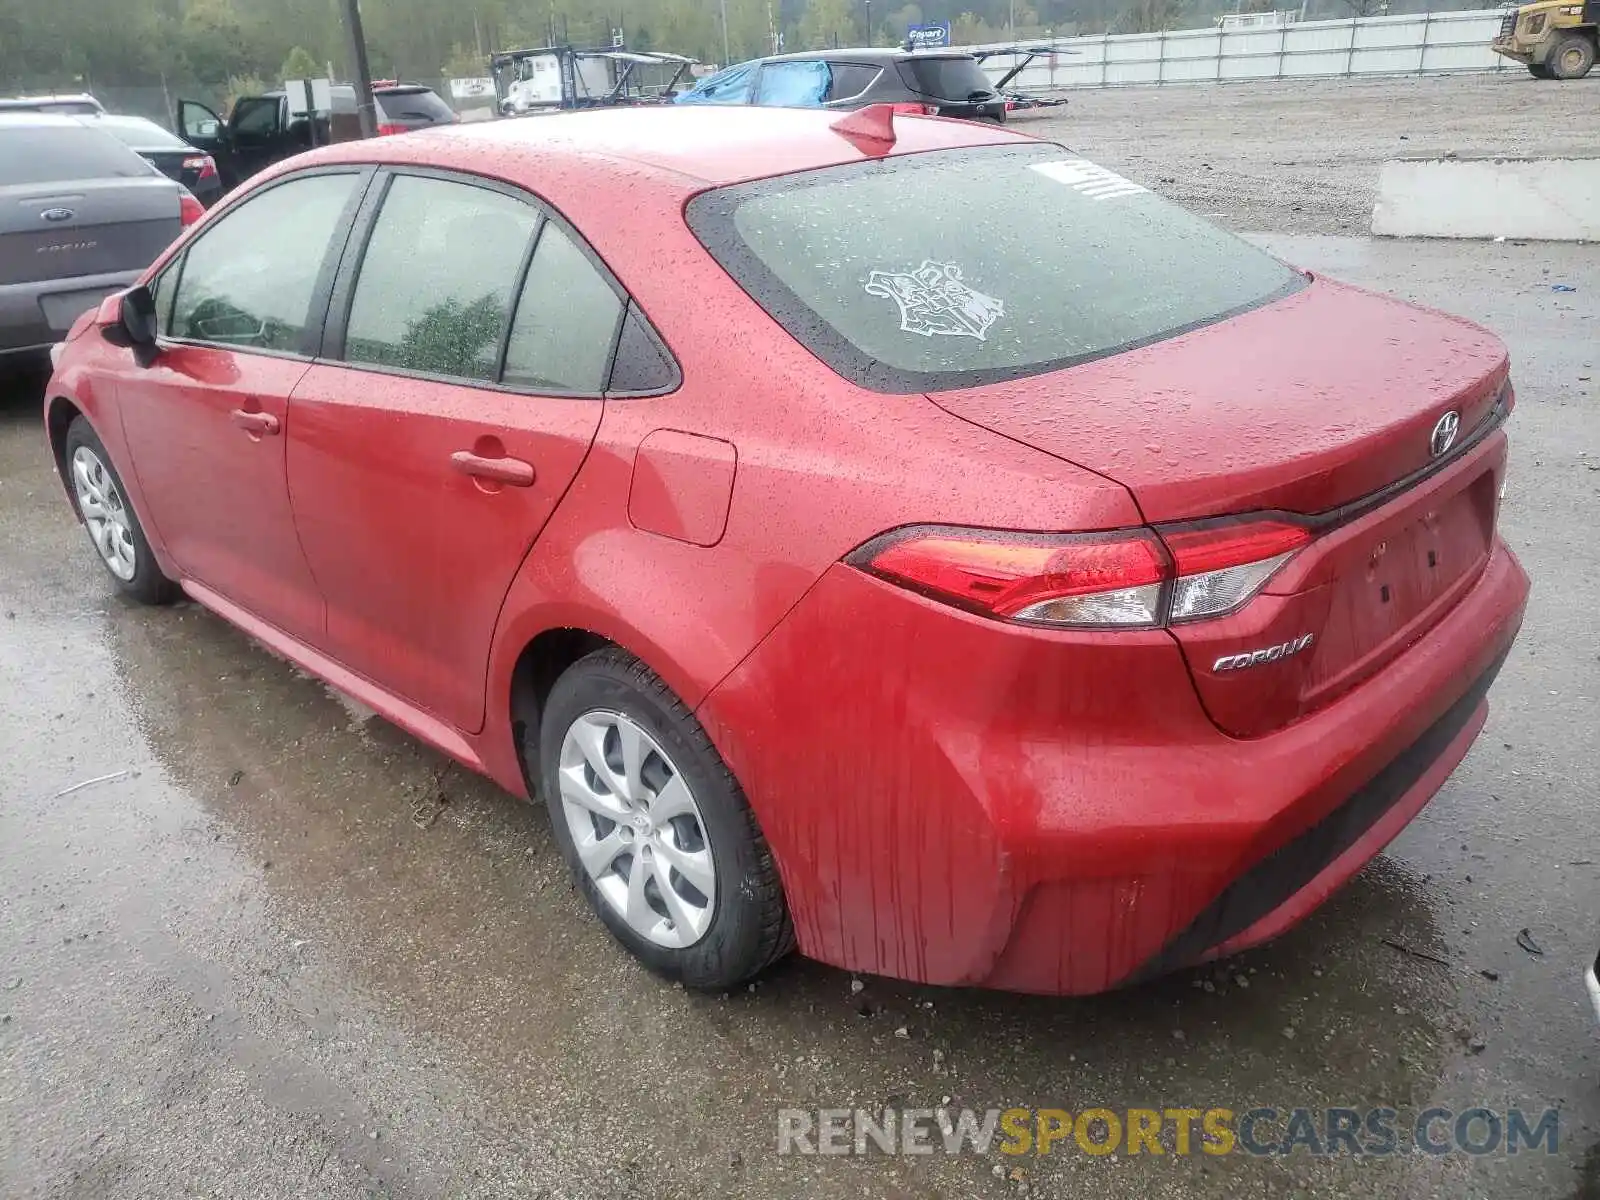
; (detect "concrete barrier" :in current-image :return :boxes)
[1372,157,1600,240]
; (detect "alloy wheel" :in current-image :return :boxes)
[558,710,717,949]
[70,446,137,582]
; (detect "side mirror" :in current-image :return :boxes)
[100,286,160,367]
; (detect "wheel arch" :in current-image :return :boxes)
[506,626,616,799]
[45,394,85,505]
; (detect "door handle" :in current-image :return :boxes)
[230,408,280,436]
[450,450,535,487]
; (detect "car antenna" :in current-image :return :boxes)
[829,103,898,156]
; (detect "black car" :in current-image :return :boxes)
[674,48,1006,122]
[74,113,223,207]
[176,83,458,192]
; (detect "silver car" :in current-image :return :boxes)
[1,113,193,364]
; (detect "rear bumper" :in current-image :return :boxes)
[700,538,1529,995]
[0,270,141,356]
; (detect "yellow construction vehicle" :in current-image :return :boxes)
[1491,0,1596,78]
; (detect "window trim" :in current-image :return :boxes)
[319,164,665,400]
[823,62,883,104]
[156,164,374,362]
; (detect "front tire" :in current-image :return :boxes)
[537,647,793,989]
[62,416,179,605]
[1550,34,1595,79]
[1528,62,1554,78]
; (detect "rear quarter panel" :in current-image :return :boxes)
[479,177,1142,797]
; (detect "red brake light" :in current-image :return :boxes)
[376,122,407,136]
[887,102,937,116]
[1161,519,1311,578]
[851,516,1313,629]
[178,190,205,227]
[181,154,217,181]
[1160,518,1310,623]
[852,527,1170,628]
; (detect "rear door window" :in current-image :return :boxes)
[825,62,882,101]
[0,125,152,185]
[502,222,623,393]
[687,144,1303,393]
[752,61,830,106]
[169,171,359,351]
[375,88,455,122]
[895,56,996,101]
[341,174,538,381]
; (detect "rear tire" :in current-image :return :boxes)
[1549,33,1595,79]
[62,417,180,605]
[537,647,793,989]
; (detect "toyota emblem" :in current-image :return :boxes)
[1429,410,1460,459]
[41,207,75,222]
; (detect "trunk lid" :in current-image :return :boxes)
[0,176,180,285]
[925,276,1510,736]
[925,276,1507,521]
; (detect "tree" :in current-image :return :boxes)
[798,0,857,48]
[280,45,320,81]
[1121,0,1185,31]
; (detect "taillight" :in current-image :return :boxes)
[178,190,205,227]
[1161,518,1310,623]
[887,102,937,116]
[181,154,217,181]
[849,516,1311,630]
[376,122,407,136]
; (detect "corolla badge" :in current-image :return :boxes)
[1213,633,1315,673]
[864,261,1004,342]
[40,207,75,222]
[1430,410,1461,458]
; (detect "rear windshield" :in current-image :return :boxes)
[376,88,454,121]
[686,144,1304,393]
[0,125,153,186]
[895,56,996,101]
[95,119,190,151]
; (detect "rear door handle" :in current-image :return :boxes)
[450,450,535,487]
[229,408,280,437]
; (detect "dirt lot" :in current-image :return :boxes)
[1017,73,1600,234]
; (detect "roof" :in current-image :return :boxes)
[0,111,85,128]
[757,47,977,66]
[299,103,1030,190]
[0,92,103,109]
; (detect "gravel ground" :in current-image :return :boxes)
[1016,73,1600,234]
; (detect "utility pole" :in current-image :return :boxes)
[339,0,379,137]
[865,0,872,44]
[720,0,730,63]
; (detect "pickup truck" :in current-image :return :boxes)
[175,83,457,191]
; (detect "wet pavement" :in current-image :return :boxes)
[2,235,1597,1199]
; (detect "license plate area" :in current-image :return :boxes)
[1298,469,1496,706]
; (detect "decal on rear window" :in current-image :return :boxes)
[864,261,1004,342]
[1030,159,1147,201]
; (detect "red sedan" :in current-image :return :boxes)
[43,105,1529,994]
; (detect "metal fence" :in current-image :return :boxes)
[972,8,1513,89]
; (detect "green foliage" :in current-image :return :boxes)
[280,45,321,82]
